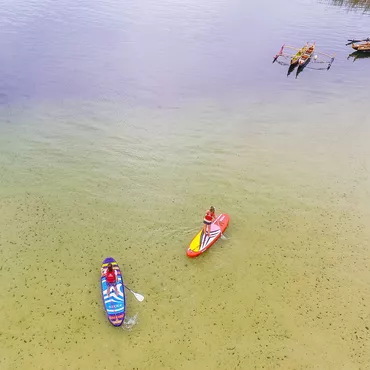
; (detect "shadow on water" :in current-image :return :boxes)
[275,59,308,79]
[347,50,370,61]
[287,63,298,77]
[296,60,311,78]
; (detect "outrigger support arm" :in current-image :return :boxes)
[346,38,370,46]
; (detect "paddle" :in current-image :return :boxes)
[215,218,227,240]
[124,285,144,302]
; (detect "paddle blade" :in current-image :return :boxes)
[124,285,145,302]
[133,292,145,302]
[220,234,227,240]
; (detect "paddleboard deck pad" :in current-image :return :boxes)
[187,213,230,257]
[100,257,126,326]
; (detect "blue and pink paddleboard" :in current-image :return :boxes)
[100,257,126,326]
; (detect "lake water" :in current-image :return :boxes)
[1,0,370,369]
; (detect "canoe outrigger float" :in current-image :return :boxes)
[346,38,370,52]
[273,42,335,77]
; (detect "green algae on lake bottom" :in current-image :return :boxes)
[1,95,370,369]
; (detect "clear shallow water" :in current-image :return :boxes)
[1,1,370,369]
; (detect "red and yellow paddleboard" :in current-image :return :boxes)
[187,213,230,258]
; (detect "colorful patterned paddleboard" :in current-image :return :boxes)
[187,213,230,258]
[100,257,126,326]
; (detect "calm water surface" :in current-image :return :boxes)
[1,0,370,369]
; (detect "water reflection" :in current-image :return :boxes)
[347,50,370,61]
[325,0,370,12]
[275,58,334,78]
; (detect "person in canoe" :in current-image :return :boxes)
[105,263,119,297]
[203,206,216,237]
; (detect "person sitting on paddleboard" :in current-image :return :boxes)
[105,263,119,297]
[203,206,216,237]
